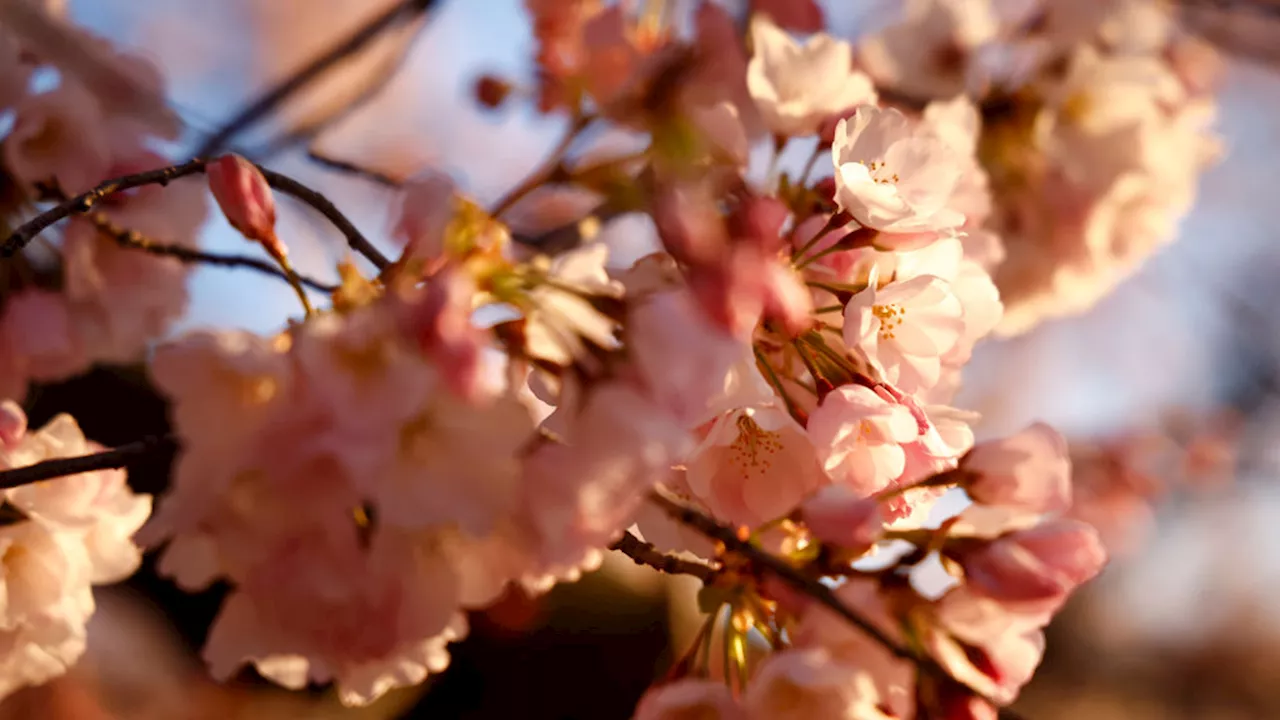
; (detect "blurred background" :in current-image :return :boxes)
[4,0,1280,717]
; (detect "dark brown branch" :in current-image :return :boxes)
[86,212,338,293]
[307,150,404,188]
[193,0,442,158]
[0,435,176,490]
[610,529,717,582]
[647,487,1025,718]
[3,159,390,271]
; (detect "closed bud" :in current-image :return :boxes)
[0,399,26,447]
[206,154,286,259]
[473,74,513,109]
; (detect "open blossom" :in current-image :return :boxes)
[806,385,920,496]
[0,402,150,702]
[921,586,1049,706]
[844,272,965,392]
[832,106,966,236]
[4,79,110,195]
[746,14,877,137]
[686,396,827,527]
[525,243,624,367]
[202,527,466,707]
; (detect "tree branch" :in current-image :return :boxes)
[86,208,338,294]
[647,486,1026,718]
[610,529,717,582]
[307,150,404,188]
[0,435,176,490]
[2,159,391,271]
[193,0,443,158]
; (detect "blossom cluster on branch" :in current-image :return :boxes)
[0,0,1223,715]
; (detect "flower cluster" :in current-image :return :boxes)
[0,2,207,400]
[0,0,1221,714]
[0,400,150,702]
[859,0,1221,333]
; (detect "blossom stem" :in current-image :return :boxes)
[753,346,806,423]
[610,530,717,581]
[490,114,593,218]
[797,145,824,185]
[85,208,338,293]
[0,435,176,490]
[193,0,442,157]
[3,159,392,271]
[647,486,1024,715]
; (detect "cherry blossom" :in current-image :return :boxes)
[845,272,965,392]
[831,106,966,236]
[746,15,877,137]
[806,385,920,497]
[633,679,743,720]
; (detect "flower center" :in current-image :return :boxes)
[861,159,900,185]
[872,303,905,340]
[730,414,783,479]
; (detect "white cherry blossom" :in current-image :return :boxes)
[746,14,877,137]
[832,106,966,234]
[845,271,965,392]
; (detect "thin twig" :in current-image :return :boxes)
[647,486,1024,716]
[0,435,176,490]
[307,150,403,188]
[610,529,717,582]
[3,159,391,271]
[193,0,442,157]
[490,115,592,218]
[86,209,338,294]
[256,166,391,269]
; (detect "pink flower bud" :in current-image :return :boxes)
[800,485,884,553]
[956,519,1107,603]
[0,399,27,448]
[961,423,1071,515]
[206,154,285,259]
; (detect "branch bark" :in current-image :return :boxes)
[0,435,175,490]
[2,159,391,271]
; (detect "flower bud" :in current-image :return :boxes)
[954,519,1107,603]
[960,423,1071,514]
[206,154,285,259]
[473,74,513,109]
[800,485,883,553]
[0,399,26,447]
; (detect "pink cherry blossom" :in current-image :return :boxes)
[744,648,890,720]
[686,401,826,527]
[746,15,877,137]
[629,289,748,427]
[394,269,487,401]
[806,385,920,496]
[922,586,1050,706]
[961,423,1072,514]
[845,273,965,392]
[392,168,456,273]
[0,399,27,447]
[633,679,743,720]
[5,80,110,195]
[832,106,966,236]
[202,526,466,707]
[952,519,1107,603]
